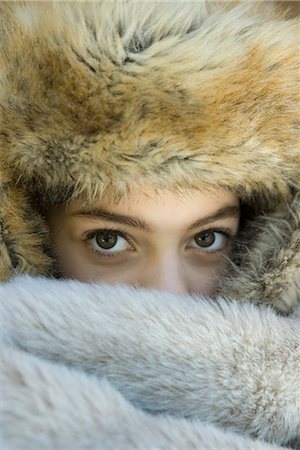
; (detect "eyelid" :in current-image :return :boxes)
[187,227,234,254]
[84,227,135,259]
[191,226,234,239]
[85,227,133,244]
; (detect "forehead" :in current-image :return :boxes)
[67,186,240,228]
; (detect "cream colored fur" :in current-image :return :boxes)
[0,2,299,448]
[1,276,299,449]
[1,1,298,203]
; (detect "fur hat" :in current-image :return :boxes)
[0,1,299,312]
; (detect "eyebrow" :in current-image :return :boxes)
[187,205,240,230]
[72,205,240,232]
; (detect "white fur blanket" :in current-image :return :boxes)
[1,276,299,449]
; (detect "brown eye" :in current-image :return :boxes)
[95,231,118,249]
[88,230,131,255]
[194,231,216,248]
[190,231,228,253]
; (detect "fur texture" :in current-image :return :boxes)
[1,1,298,203]
[0,1,299,449]
[1,276,299,449]
[221,193,300,313]
[0,347,287,450]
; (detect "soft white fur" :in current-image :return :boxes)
[1,346,287,450]
[1,276,299,449]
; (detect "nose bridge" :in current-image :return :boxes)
[142,252,188,295]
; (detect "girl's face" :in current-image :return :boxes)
[47,187,240,296]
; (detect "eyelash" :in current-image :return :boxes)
[189,226,234,254]
[197,226,231,236]
[196,226,233,241]
[85,227,133,259]
[84,226,234,259]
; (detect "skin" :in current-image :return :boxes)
[47,186,240,296]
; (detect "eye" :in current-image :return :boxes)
[190,230,228,253]
[89,230,131,254]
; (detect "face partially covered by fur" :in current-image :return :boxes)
[46,185,241,296]
[0,1,299,312]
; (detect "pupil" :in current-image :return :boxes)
[96,232,117,249]
[195,232,215,248]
